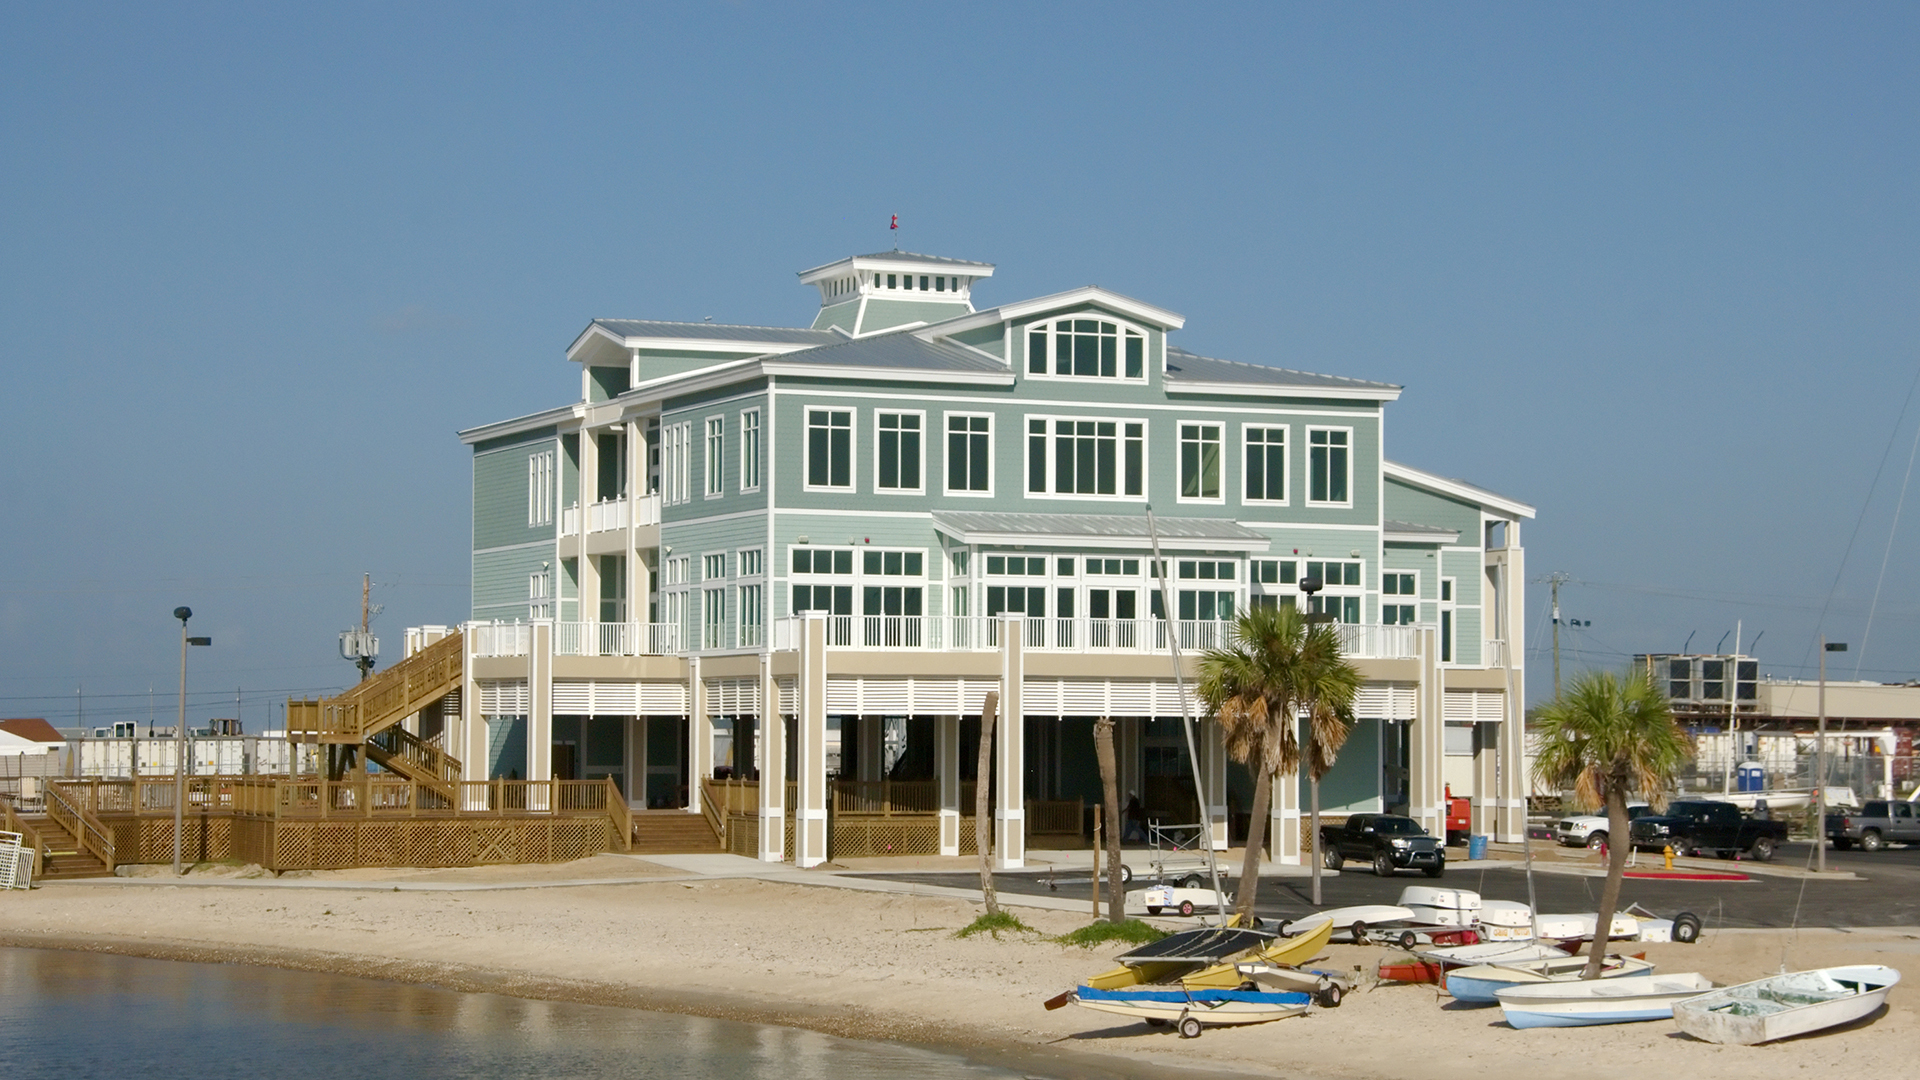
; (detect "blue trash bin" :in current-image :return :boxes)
[1467,835,1489,860]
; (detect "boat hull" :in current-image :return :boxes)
[1182,917,1333,990]
[1671,965,1900,1045]
[1446,955,1654,1004]
[1495,973,1715,1028]
[1071,986,1311,1028]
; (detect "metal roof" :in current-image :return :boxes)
[932,511,1271,551]
[1383,520,1458,537]
[771,332,1007,373]
[852,250,994,268]
[589,319,840,346]
[1163,347,1400,392]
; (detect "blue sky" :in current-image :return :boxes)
[2,3,1916,729]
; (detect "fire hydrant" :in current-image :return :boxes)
[1663,845,1675,870]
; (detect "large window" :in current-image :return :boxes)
[1303,558,1362,623]
[1309,428,1350,505]
[1026,318,1146,380]
[527,451,554,526]
[739,409,761,492]
[737,549,764,647]
[1244,426,1286,503]
[1179,423,1222,501]
[806,408,852,490]
[1027,417,1145,498]
[945,414,991,494]
[876,412,922,492]
[704,417,724,497]
[528,570,551,621]
[661,422,692,506]
[1383,571,1416,626]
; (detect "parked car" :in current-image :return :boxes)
[1826,800,1920,852]
[1553,803,1651,849]
[1321,814,1445,877]
[1627,799,1789,862]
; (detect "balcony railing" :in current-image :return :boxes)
[471,621,531,657]
[559,493,662,536]
[554,621,682,657]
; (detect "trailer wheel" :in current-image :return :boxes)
[1349,920,1369,944]
[1179,900,1196,916]
[1179,874,1203,889]
[1317,984,1344,1008]
[1119,863,1133,883]
[1178,1015,1203,1039]
[1673,912,1702,944]
[1398,930,1420,950]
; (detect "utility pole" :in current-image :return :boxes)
[1818,637,1847,874]
[1543,572,1572,697]
[339,573,381,684]
[358,573,373,682]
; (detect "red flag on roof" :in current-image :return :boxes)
[890,214,898,230]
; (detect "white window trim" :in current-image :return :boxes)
[1381,568,1419,627]
[738,408,761,493]
[1306,425,1355,508]
[873,408,927,496]
[1021,314,1152,384]
[704,416,725,499]
[1022,413,1149,503]
[1240,423,1289,506]
[528,450,555,527]
[661,422,693,506]
[803,406,856,493]
[1176,419,1227,506]
[941,411,995,498]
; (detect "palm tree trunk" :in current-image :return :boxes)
[1235,763,1272,921]
[1094,716,1123,922]
[976,691,999,916]
[1583,767,1632,979]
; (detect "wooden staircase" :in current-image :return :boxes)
[14,814,112,880]
[630,812,723,855]
[289,629,466,789]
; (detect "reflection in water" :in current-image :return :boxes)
[0,949,1020,1080]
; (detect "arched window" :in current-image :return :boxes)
[1025,317,1146,380]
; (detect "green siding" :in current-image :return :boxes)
[474,437,559,552]
[951,324,1004,358]
[858,297,971,334]
[812,300,859,333]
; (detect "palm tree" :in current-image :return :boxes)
[1198,603,1361,920]
[1531,669,1691,979]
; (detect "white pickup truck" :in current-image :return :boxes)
[1552,804,1650,849]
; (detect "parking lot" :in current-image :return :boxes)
[872,839,1920,929]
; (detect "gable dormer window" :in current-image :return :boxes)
[1025,317,1146,381]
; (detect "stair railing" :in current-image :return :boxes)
[1,797,50,874]
[45,782,115,872]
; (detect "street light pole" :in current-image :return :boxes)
[172,607,211,876]
[1817,637,1847,875]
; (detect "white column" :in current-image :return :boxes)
[1406,625,1445,838]
[796,613,829,867]
[1203,714,1229,851]
[1497,543,1528,842]
[687,656,710,814]
[757,654,786,862]
[1474,719,1499,838]
[937,713,960,856]
[461,629,487,788]
[527,621,553,804]
[994,616,1025,870]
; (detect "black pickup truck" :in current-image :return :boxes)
[1627,799,1789,862]
[1320,814,1446,877]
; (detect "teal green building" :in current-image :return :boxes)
[456,250,1535,867]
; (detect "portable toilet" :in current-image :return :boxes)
[1736,762,1765,793]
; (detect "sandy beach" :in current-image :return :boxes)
[1,859,1914,1080]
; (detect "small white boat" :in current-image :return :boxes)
[1321,904,1416,942]
[1414,941,1568,969]
[1476,900,1535,941]
[1069,984,1311,1038]
[1399,885,1481,927]
[1672,966,1901,1045]
[1448,954,1654,1003]
[1532,912,1640,945]
[1495,973,1715,1028]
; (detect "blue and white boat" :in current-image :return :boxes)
[1069,985,1312,1038]
[1445,953,1654,1004]
[1494,972,1715,1027]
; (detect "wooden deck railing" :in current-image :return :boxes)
[2,797,50,872]
[45,782,115,871]
[288,631,464,742]
[1025,799,1084,835]
[365,726,463,794]
[698,778,727,847]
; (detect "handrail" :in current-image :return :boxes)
[45,782,115,871]
[288,631,464,741]
[366,726,463,788]
[604,776,632,851]
[699,778,726,847]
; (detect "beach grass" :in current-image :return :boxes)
[1052,920,1168,949]
[954,910,1038,939]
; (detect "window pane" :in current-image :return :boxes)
[879,426,898,489]
[1125,334,1143,378]
[1055,330,1072,375]
[1200,438,1219,498]
[1030,424,1047,492]
[949,429,967,490]
[1028,330,1046,373]
[831,426,849,487]
[1074,331,1098,377]
[1124,425,1143,495]
[905,552,922,575]
[864,550,881,574]
[809,422,829,486]
[1100,335,1116,378]
[969,426,989,491]
[833,550,852,575]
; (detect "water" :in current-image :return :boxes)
[0,948,1026,1080]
